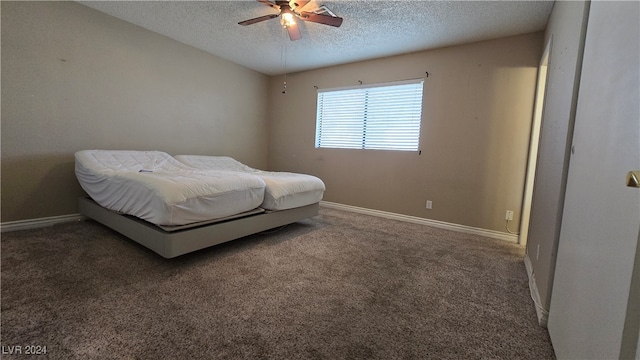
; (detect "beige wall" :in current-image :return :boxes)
[525,0,589,316]
[268,33,542,233]
[1,2,269,222]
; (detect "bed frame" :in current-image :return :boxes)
[78,197,319,258]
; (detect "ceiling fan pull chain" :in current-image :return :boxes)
[282,26,288,94]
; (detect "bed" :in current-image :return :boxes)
[174,155,326,211]
[75,150,323,258]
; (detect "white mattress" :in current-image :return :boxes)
[174,155,326,211]
[75,150,266,226]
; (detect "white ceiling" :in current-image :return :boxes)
[78,0,554,76]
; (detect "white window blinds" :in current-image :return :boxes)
[315,79,424,151]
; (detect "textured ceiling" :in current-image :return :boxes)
[78,1,554,76]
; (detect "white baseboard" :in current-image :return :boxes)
[524,253,549,327]
[1,214,84,233]
[4,202,520,244]
[320,201,518,243]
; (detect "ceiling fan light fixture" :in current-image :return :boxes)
[280,11,296,27]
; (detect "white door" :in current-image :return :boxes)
[547,1,640,359]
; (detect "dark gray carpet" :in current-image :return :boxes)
[1,207,555,359]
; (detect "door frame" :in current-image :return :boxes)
[519,37,552,246]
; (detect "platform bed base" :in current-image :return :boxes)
[78,197,319,258]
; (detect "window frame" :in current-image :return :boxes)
[314,78,424,152]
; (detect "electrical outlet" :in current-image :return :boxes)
[426,200,432,209]
[505,210,514,221]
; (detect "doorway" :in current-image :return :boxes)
[519,38,552,246]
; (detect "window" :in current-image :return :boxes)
[315,79,424,151]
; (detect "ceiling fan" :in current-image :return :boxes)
[238,0,343,41]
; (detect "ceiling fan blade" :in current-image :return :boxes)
[291,0,310,10]
[299,12,343,27]
[238,13,279,26]
[258,0,279,9]
[286,23,301,41]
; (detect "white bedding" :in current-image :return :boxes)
[75,150,266,226]
[174,155,326,211]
